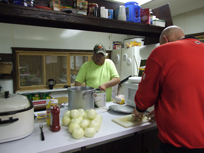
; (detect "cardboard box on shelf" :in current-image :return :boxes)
[50,0,61,11]
[153,19,165,27]
[0,62,12,74]
[73,0,88,10]
[140,8,150,24]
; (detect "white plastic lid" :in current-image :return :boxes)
[51,99,58,104]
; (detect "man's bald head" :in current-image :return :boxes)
[159,25,185,45]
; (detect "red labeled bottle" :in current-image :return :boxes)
[50,100,61,132]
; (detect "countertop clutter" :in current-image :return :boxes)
[0,102,157,153]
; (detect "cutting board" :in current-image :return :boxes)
[112,115,150,128]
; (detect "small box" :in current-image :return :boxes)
[0,62,12,74]
[140,8,150,24]
[50,0,61,11]
[73,0,88,10]
[153,20,165,27]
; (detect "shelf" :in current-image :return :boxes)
[16,88,68,94]
[0,3,165,44]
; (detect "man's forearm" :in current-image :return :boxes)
[104,77,120,88]
[75,81,83,86]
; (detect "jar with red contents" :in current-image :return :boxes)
[87,3,98,16]
[50,100,61,132]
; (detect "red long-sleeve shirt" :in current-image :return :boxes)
[135,38,204,149]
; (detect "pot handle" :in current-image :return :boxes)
[0,117,19,124]
[82,90,96,100]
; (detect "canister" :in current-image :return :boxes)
[31,92,41,100]
[108,9,113,19]
[41,92,51,99]
[87,3,98,16]
[124,2,141,23]
[94,90,106,108]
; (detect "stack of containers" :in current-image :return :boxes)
[124,1,141,23]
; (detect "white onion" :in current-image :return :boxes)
[79,112,86,118]
[89,120,101,132]
[86,109,97,120]
[62,116,71,126]
[78,116,83,123]
[72,127,84,139]
[71,118,81,124]
[95,114,103,121]
[64,110,70,117]
[84,127,96,138]
[68,123,80,133]
[78,109,85,115]
[80,119,90,130]
[127,115,137,122]
[70,109,79,118]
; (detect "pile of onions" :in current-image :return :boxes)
[62,109,103,139]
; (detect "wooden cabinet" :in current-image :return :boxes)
[71,127,161,153]
[13,49,95,92]
[142,128,161,153]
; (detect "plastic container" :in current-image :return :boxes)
[46,100,51,126]
[50,99,61,132]
[118,5,126,21]
[108,9,113,19]
[124,2,141,23]
[46,99,58,126]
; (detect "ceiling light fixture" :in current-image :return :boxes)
[106,0,152,5]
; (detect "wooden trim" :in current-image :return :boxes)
[16,52,20,90]
[67,54,71,86]
[43,55,46,86]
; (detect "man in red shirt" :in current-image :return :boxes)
[133,25,204,153]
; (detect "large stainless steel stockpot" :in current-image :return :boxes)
[68,86,95,110]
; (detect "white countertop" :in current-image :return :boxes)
[0,102,157,153]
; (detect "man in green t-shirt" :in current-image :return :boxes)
[75,43,120,101]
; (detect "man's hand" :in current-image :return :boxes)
[146,110,155,121]
[132,107,145,117]
[99,84,106,91]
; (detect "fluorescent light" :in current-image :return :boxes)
[107,0,152,5]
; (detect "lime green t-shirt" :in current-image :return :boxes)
[75,59,119,101]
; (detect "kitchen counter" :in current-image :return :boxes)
[0,102,157,153]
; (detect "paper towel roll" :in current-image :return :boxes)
[128,77,142,83]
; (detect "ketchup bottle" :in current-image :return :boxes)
[50,101,61,132]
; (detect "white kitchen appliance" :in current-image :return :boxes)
[124,77,141,107]
[111,48,122,75]
[111,41,159,95]
[0,91,34,143]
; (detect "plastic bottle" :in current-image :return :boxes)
[118,5,126,21]
[150,9,154,25]
[50,99,61,132]
[46,100,51,126]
